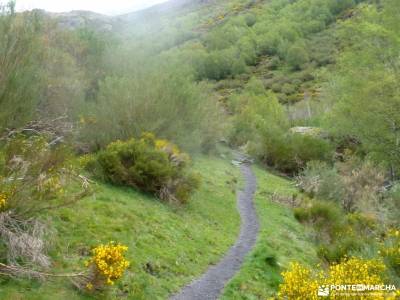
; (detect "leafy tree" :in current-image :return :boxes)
[325,0,400,174]
[286,41,310,70]
[0,3,44,130]
[79,60,221,152]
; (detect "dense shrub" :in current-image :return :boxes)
[0,4,107,132]
[294,200,342,226]
[78,61,221,152]
[285,42,309,70]
[281,83,296,95]
[298,158,388,216]
[0,134,89,276]
[229,78,333,174]
[296,160,344,201]
[277,262,319,300]
[260,134,333,174]
[324,0,400,174]
[386,184,400,226]
[228,82,288,147]
[244,13,256,27]
[318,238,363,263]
[200,48,247,80]
[86,134,200,204]
[294,200,345,248]
[83,242,130,291]
[1,135,89,215]
[278,258,390,300]
[379,228,400,277]
[294,200,377,262]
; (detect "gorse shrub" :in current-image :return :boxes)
[278,258,394,300]
[277,262,320,300]
[0,134,89,275]
[325,258,390,299]
[84,242,130,291]
[86,133,200,204]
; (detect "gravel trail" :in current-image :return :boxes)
[170,162,259,300]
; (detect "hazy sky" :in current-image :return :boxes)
[11,0,170,15]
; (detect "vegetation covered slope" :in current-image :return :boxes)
[0,0,399,298]
[0,157,240,300]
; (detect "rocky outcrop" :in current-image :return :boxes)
[46,10,115,31]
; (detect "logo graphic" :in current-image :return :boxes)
[318,285,330,297]
[355,284,365,291]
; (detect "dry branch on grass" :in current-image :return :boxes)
[0,134,92,281]
[270,192,301,208]
[0,212,51,272]
[0,262,86,280]
[1,115,73,144]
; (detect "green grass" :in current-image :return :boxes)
[221,165,319,300]
[0,156,240,300]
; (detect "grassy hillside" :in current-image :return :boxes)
[0,0,399,298]
[0,150,320,299]
[0,157,240,300]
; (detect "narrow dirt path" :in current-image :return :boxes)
[170,162,259,300]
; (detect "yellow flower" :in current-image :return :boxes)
[0,193,7,210]
[86,242,130,286]
[278,258,387,300]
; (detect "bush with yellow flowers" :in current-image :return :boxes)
[86,133,200,204]
[379,228,400,276]
[277,257,395,300]
[0,192,7,210]
[278,262,321,300]
[84,242,130,291]
[326,258,387,299]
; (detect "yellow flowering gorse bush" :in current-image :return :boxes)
[278,258,395,300]
[278,262,321,300]
[326,258,386,299]
[155,139,179,155]
[85,242,130,290]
